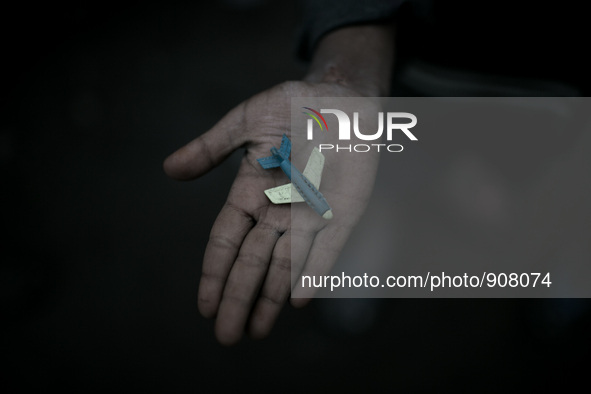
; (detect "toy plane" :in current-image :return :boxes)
[257,134,333,219]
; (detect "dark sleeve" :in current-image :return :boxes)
[297,0,406,61]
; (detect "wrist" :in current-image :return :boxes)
[303,24,395,96]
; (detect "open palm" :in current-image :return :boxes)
[164,81,381,345]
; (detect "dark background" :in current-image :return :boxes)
[2,0,589,391]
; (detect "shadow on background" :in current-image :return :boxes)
[2,0,589,391]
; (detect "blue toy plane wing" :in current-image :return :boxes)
[279,134,291,158]
[257,155,281,169]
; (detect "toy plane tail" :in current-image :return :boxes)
[257,155,281,169]
[256,134,291,169]
[279,134,291,157]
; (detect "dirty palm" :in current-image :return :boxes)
[164,81,380,345]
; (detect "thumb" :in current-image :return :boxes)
[163,102,247,181]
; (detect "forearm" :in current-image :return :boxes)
[303,24,396,97]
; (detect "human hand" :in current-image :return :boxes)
[164,25,394,345]
[164,80,383,344]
